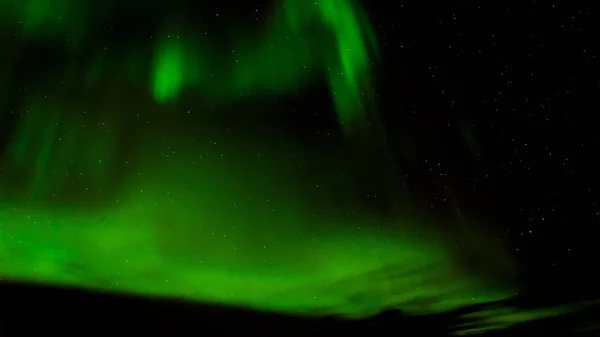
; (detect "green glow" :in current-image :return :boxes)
[1,100,517,316]
[2,0,86,47]
[153,38,186,104]
[0,127,516,316]
[454,300,600,335]
[0,0,531,333]
[2,0,376,131]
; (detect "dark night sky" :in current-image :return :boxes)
[365,1,599,303]
[1,1,600,336]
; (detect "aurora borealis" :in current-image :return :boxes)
[2,0,576,334]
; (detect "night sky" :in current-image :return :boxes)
[1,0,599,336]
[368,0,598,295]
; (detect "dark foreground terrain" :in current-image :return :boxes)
[1,281,599,337]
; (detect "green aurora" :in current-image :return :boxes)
[2,0,585,334]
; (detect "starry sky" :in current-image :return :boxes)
[364,1,599,303]
[1,0,599,335]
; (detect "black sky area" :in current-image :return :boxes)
[1,1,599,336]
